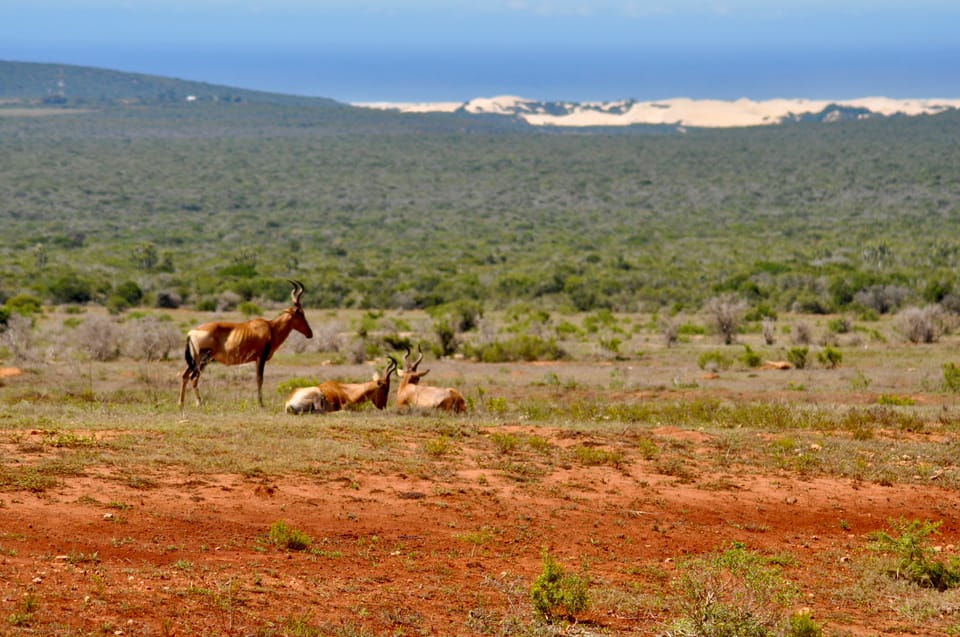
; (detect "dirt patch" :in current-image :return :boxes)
[3,424,960,636]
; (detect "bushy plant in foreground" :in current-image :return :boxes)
[529,549,589,622]
[868,517,960,591]
[664,542,799,637]
[268,520,312,551]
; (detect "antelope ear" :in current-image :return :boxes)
[420,369,430,378]
[371,372,380,382]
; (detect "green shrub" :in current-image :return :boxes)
[876,394,915,406]
[678,323,706,336]
[5,294,44,317]
[868,517,960,591]
[465,334,566,362]
[529,549,589,622]
[47,273,93,304]
[738,344,762,368]
[573,445,624,467]
[697,350,733,371]
[826,316,852,334]
[238,301,262,317]
[490,432,521,454]
[788,610,822,637]
[268,520,312,551]
[787,347,808,369]
[665,542,798,637]
[944,362,960,393]
[816,346,842,369]
[114,280,143,306]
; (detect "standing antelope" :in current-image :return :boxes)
[179,280,313,409]
[396,346,466,413]
[284,358,397,414]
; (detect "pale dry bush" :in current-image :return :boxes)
[661,314,682,348]
[703,294,747,345]
[122,316,183,361]
[761,317,776,345]
[74,315,122,361]
[855,284,910,314]
[286,319,344,354]
[0,313,36,364]
[216,290,243,312]
[894,305,946,344]
[792,321,812,345]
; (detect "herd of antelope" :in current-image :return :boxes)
[178,280,466,414]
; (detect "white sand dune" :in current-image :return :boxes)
[355,95,960,128]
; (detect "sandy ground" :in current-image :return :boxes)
[3,420,959,636]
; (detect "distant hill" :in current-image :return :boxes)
[0,59,340,107]
[0,60,547,136]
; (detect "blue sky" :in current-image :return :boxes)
[3,1,959,102]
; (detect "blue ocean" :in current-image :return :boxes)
[9,43,960,103]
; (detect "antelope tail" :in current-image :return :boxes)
[184,336,197,372]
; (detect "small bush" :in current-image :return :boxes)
[826,316,852,334]
[268,520,312,551]
[573,445,624,467]
[792,321,812,345]
[868,517,960,591]
[5,293,44,317]
[697,350,733,372]
[895,305,946,343]
[788,610,823,637]
[490,432,521,454]
[465,334,566,362]
[787,346,808,370]
[423,435,454,458]
[529,549,589,622]
[816,346,842,369]
[0,313,36,363]
[738,344,762,368]
[75,315,122,361]
[155,290,182,309]
[238,301,262,318]
[664,542,797,637]
[945,362,960,393]
[704,294,747,345]
[761,317,776,345]
[661,314,682,348]
[123,315,183,361]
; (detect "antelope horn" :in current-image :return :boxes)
[412,344,424,370]
[288,280,304,305]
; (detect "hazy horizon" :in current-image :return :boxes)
[3,1,959,103]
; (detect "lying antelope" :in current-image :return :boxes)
[284,357,398,414]
[178,280,313,409]
[396,346,466,413]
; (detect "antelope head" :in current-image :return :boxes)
[286,280,313,339]
[399,345,428,385]
[370,357,398,409]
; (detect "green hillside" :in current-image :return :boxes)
[1,60,960,323]
[0,59,342,107]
